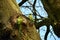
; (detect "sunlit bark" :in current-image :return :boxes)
[0,0,41,40]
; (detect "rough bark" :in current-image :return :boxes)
[0,0,41,40]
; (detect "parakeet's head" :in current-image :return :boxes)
[17,16,23,24]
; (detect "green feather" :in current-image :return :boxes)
[17,16,23,24]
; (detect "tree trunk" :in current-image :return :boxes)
[0,0,41,40]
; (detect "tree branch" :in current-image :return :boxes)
[18,0,28,6]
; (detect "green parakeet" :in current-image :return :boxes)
[17,16,23,24]
[17,16,23,35]
[28,14,34,22]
